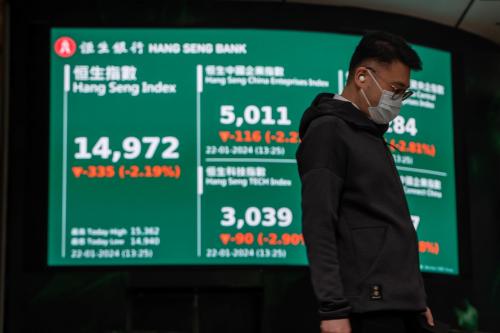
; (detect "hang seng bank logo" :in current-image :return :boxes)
[54,36,76,58]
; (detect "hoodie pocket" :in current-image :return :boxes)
[350,225,388,283]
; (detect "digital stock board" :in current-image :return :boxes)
[48,28,459,274]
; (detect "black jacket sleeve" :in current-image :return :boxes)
[296,116,352,320]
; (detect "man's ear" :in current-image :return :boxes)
[353,67,368,88]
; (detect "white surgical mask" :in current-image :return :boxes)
[359,69,403,124]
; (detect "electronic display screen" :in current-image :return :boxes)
[48,28,458,274]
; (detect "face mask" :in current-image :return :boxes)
[359,69,403,124]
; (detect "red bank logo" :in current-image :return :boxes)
[54,36,77,58]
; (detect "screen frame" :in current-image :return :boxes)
[7,1,473,280]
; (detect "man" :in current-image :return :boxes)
[295,31,435,333]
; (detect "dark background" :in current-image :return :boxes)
[4,0,500,332]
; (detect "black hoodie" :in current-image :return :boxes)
[295,92,428,320]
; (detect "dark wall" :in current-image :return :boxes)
[4,0,500,332]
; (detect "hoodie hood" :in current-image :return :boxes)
[298,92,389,140]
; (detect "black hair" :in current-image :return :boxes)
[348,31,422,80]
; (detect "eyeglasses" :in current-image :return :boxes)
[365,66,413,101]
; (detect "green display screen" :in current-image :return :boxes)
[48,28,458,274]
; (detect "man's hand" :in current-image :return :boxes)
[421,306,435,326]
[320,318,351,333]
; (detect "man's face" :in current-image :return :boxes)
[355,60,411,111]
